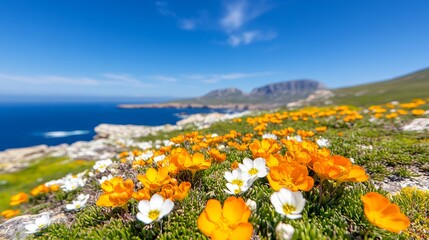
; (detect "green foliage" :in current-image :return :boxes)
[0,157,93,211]
[332,68,429,106]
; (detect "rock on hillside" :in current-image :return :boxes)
[250,79,325,98]
[199,88,245,100]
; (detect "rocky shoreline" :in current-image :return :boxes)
[0,111,250,174]
[118,102,278,110]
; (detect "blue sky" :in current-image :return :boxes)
[0,0,428,98]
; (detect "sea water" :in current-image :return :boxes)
[0,102,218,151]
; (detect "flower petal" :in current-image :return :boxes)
[230,222,253,240]
[136,212,153,224]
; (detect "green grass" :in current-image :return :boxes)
[0,157,93,212]
[332,68,429,106]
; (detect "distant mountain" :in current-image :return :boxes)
[332,67,429,106]
[249,80,325,101]
[199,88,245,100]
[186,79,326,105]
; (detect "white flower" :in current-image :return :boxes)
[245,199,257,212]
[66,194,90,211]
[24,214,50,233]
[137,142,153,150]
[287,135,302,142]
[153,154,166,163]
[224,169,252,195]
[98,174,113,184]
[262,133,277,140]
[276,222,295,240]
[316,138,330,148]
[270,188,306,219]
[163,140,174,146]
[136,194,174,224]
[217,144,226,150]
[239,157,269,180]
[93,159,113,173]
[141,151,154,161]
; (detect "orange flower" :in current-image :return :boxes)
[231,161,239,170]
[267,163,314,191]
[198,196,253,240]
[180,152,211,175]
[313,155,368,182]
[249,138,281,159]
[96,177,134,207]
[159,184,176,200]
[361,192,410,233]
[1,209,20,219]
[49,184,60,192]
[172,182,191,201]
[207,149,226,162]
[9,192,29,206]
[30,184,50,196]
[315,126,327,133]
[411,109,425,116]
[137,167,171,192]
[132,187,151,201]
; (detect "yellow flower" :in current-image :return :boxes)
[137,167,171,192]
[96,177,134,207]
[10,192,29,206]
[1,209,20,219]
[198,196,253,240]
[361,192,410,233]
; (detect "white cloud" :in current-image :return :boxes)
[0,73,99,85]
[183,71,276,83]
[155,1,177,17]
[179,19,197,30]
[0,73,153,88]
[220,0,276,47]
[221,1,247,32]
[103,73,152,87]
[152,75,177,82]
[227,30,277,47]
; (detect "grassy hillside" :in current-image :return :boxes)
[332,68,429,106]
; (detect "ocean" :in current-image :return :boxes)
[0,102,219,151]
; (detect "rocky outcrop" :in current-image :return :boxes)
[0,145,68,173]
[287,89,335,108]
[250,80,325,98]
[200,88,244,100]
[0,211,66,240]
[401,118,429,132]
[119,79,326,109]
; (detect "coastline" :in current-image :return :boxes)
[0,111,251,174]
[118,102,281,111]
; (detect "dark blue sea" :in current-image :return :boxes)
[0,102,219,151]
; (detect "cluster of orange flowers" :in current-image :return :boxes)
[368,99,426,119]
[1,183,60,220]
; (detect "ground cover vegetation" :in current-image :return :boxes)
[1,98,428,239]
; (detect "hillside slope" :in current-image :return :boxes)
[332,68,429,106]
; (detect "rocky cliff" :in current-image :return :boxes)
[250,79,325,97]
